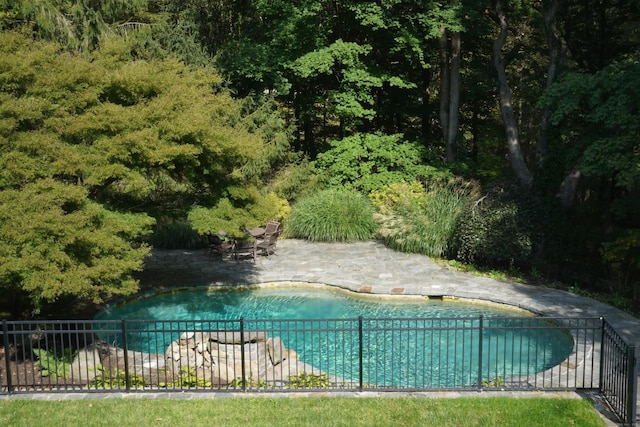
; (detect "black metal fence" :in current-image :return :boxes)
[601,320,639,426]
[1,316,637,425]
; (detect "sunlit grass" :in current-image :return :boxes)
[0,396,606,427]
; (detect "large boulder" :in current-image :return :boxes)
[164,330,319,388]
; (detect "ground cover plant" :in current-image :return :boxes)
[0,396,606,427]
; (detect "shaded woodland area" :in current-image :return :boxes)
[0,1,639,318]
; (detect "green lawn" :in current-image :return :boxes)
[0,396,606,427]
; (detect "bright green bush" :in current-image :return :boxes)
[374,180,477,258]
[188,189,290,237]
[287,189,377,242]
[315,133,426,193]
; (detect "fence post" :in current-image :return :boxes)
[626,346,638,427]
[477,315,484,391]
[599,317,606,393]
[121,319,131,392]
[358,316,363,391]
[2,320,11,394]
[240,318,246,392]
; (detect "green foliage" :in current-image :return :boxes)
[33,347,76,380]
[600,229,640,304]
[290,40,381,126]
[265,159,323,201]
[159,367,211,389]
[482,376,505,388]
[188,190,290,237]
[89,364,147,389]
[287,189,377,242]
[451,186,543,268]
[1,0,148,52]
[373,179,477,258]
[0,179,153,313]
[286,372,332,389]
[370,180,427,214]
[567,285,634,315]
[236,95,297,182]
[315,133,426,193]
[228,374,267,389]
[444,260,527,284]
[0,32,294,315]
[148,220,206,250]
[540,55,640,192]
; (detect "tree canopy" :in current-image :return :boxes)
[0,31,290,315]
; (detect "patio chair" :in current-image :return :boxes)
[256,231,278,256]
[206,232,234,260]
[234,239,257,262]
[245,220,280,239]
[264,220,280,236]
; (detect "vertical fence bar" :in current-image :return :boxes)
[599,317,606,393]
[626,346,638,427]
[2,320,11,393]
[358,316,363,391]
[477,316,484,391]
[121,319,130,392]
[239,318,246,392]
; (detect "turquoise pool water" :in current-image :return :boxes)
[94,286,574,388]
[95,286,528,321]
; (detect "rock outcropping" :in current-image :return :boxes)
[165,330,313,387]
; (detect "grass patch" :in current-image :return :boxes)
[0,397,605,427]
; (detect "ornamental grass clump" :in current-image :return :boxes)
[373,179,477,258]
[287,189,377,242]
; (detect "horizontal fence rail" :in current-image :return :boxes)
[0,316,636,424]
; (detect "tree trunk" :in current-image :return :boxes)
[421,68,432,138]
[439,27,460,163]
[492,0,533,187]
[439,26,451,158]
[538,0,566,167]
[447,31,461,163]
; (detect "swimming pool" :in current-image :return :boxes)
[94,285,574,388]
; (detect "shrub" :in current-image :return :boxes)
[450,186,543,268]
[188,189,290,237]
[148,220,206,249]
[159,367,211,389]
[287,189,377,242]
[374,179,477,258]
[314,133,426,193]
[286,372,332,389]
